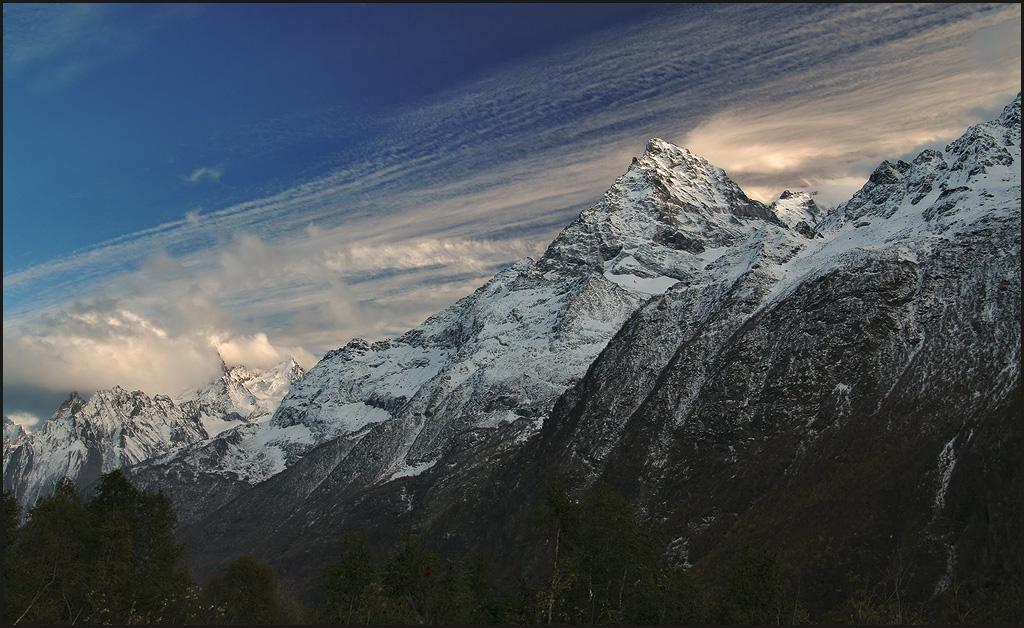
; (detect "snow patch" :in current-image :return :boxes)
[934,437,958,510]
[388,458,438,481]
[603,271,679,295]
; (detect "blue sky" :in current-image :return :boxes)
[3,3,1020,428]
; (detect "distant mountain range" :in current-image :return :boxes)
[3,359,304,510]
[5,93,1019,619]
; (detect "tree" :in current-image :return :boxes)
[210,553,280,625]
[532,483,701,624]
[2,489,21,622]
[381,536,444,624]
[87,470,197,624]
[2,490,19,551]
[321,534,383,625]
[715,544,797,625]
[2,472,199,625]
[4,478,93,624]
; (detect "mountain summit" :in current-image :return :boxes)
[124,129,818,524]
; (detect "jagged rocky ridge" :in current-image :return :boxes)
[3,416,28,450]
[2,359,305,510]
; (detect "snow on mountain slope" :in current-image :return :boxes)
[128,136,811,513]
[3,359,304,509]
[3,416,27,451]
[763,93,1021,307]
[177,359,306,437]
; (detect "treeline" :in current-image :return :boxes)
[3,474,1017,624]
[3,472,296,625]
[0,479,720,624]
[318,486,703,625]
[3,473,196,624]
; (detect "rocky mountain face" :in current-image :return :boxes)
[5,95,1019,618]
[3,416,28,453]
[3,388,207,511]
[170,95,1019,614]
[124,136,783,524]
[181,359,307,436]
[2,359,305,512]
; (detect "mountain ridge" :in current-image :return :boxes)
[170,94,1018,609]
[2,358,305,510]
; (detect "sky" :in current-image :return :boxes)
[3,3,1021,430]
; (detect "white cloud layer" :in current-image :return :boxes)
[6,412,42,431]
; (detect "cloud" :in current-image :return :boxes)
[969,7,1022,73]
[6,412,42,432]
[2,307,222,400]
[677,5,1021,205]
[332,237,538,276]
[185,167,222,184]
[1,296,321,420]
[212,332,315,371]
[2,4,201,91]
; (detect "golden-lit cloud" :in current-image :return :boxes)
[678,4,1020,205]
[6,412,42,431]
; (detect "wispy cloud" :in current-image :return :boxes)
[681,4,1022,205]
[185,167,222,184]
[2,4,200,91]
[2,306,224,401]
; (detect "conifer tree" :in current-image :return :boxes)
[217,553,280,625]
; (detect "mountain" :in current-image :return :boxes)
[3,416,27,452]
[180,359,307,437]
[520,94,1022,612]
[123,135,808,530]
[5,94,1019,620]
[167,95,1019,615]
[2,359,305,511]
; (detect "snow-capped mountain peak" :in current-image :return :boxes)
[3,416,27,448]
[631,138,773,220]
[3,386,207,509]
[538,137,791,307]
[770,190,823,234]
[3,358,305,508]
[175,358,306,437]
[822,93,1021,233]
